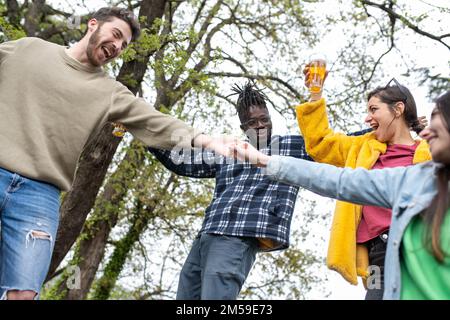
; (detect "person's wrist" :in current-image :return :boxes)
[310,91,322,101]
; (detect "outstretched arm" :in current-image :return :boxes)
[265,155,407,209]
[148,147,216,178]
[109,83,236,159]
[231,141,408,209]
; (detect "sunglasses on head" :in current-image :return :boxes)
[384,78,408,103]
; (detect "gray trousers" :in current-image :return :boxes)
[176,233,259,300]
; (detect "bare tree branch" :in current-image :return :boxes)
[361,0,450,50]
[206,71,302,100]
[192,0,208,27]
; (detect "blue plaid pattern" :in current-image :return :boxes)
[149,131,370,251]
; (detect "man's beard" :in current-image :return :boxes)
[86,27,102,67]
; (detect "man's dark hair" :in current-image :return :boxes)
[229,81,268,122]
[92,7,141,41]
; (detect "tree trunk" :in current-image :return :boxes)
[24,0,45,36]
[46,123,121,281]
[60,140,147,299]
[90,202,156,300]
[91,175,175,300]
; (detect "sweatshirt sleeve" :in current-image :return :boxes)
[265,155,410,209]
[295,98,369,167]
[108,82,203,150]
[148,147,217,178]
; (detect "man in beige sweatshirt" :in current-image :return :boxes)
[0,7,232,300]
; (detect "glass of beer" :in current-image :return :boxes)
[308,53,327,94]
[112,123,126,137]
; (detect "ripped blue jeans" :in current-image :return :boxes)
[0,167,60,299]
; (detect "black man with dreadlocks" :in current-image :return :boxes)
[233,83,273,150]
[148,81,369,299]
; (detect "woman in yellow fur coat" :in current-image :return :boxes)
[296,71,431,299]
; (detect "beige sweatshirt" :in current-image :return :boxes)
[0,37,200,191]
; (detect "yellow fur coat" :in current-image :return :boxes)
[295,98,431,285]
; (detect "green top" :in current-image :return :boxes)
[400,208,450,299]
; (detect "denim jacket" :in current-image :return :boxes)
[265,156,440,300]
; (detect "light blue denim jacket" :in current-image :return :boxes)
[265,155,440,300]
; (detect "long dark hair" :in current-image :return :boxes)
[423,90,450,262]
[368,84,424,134]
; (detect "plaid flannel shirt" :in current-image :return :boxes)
[149,131,370,251]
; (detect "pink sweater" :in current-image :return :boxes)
[357,142,418,243]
